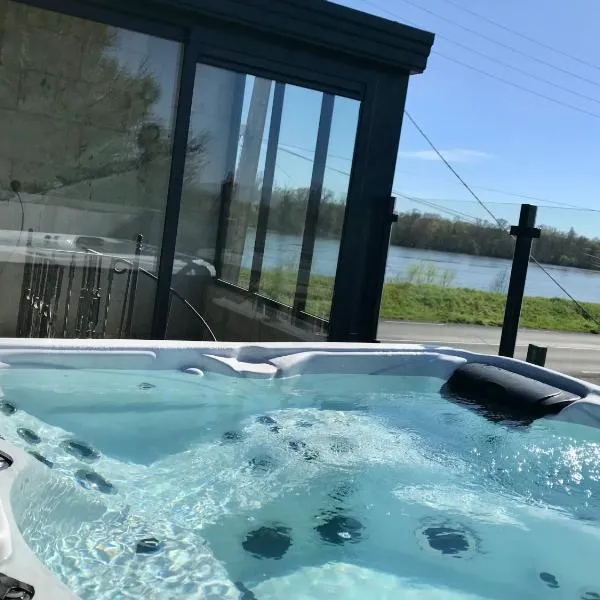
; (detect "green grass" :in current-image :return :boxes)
[238,269,334,317]
[380,283,600,333]
[239,268,600,333]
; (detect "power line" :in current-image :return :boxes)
[434,53,600,120]
[280,142,352,165]
[469,185,584,209]
[280,146,484,220]
[281,140,571,206]
[404,112,505,227]
[437,37,600,107]
[397,195,600,212]
[405,110,600,327]
[279,147,352,178]
[393,0,600,91]
[280,141,418,175]
[356,0,600,120]
[360,0,600,107]
[529,254,600,318]
[437,0,600,73]
[280,141,600,213]
[392,192,600,212]
[275,162,296,185]
[395,192,481,222]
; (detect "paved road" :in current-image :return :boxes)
[377,320,600,384]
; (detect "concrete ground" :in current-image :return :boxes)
[377,320,600,385]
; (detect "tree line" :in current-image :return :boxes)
[393,212,600,271]
[256,188,600,271]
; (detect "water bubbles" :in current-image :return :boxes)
[248,455,276,474]
[288,440,319,462]
[330,438,353,454]
[329,482,355,503]
[221,431,243,443]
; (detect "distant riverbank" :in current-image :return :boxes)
[244,269,600,334]
[242,231,600,302]
[244,195,600,271]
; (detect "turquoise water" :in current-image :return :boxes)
[0,369,599,599]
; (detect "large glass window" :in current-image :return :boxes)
[168,63,360,341]
[0,1,180,338]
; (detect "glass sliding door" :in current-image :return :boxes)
[166,60,360,342]
[0,1,181,338]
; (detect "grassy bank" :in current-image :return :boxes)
[240,269,600,334]
[380,283,600,333]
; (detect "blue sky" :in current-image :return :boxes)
[312,0,600,237]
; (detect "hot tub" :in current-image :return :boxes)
[0,340,598,600]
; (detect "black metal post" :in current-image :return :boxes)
[499,204,541,357]
[151,31,200,339]
[328,74,409,342]
[249,82,285,293]
[369,195,398,339]
[293,93,335,314]
[62,254,76,337]
[16,229,34,337]
[125,234,143,338]
[526,344,547,367]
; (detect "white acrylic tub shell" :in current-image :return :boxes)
[0,339,598,599]
[0,442,78,599]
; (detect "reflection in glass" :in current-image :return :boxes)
[0,1,180,337]
[258,84,321,303]
[305,96,360,318]
[169,62,360,341]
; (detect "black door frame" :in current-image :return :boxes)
[14,0,434,342]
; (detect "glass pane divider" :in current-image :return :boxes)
[249,82,286,293]
[293,92,335,314]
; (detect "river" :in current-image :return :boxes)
[241,231,600,303]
